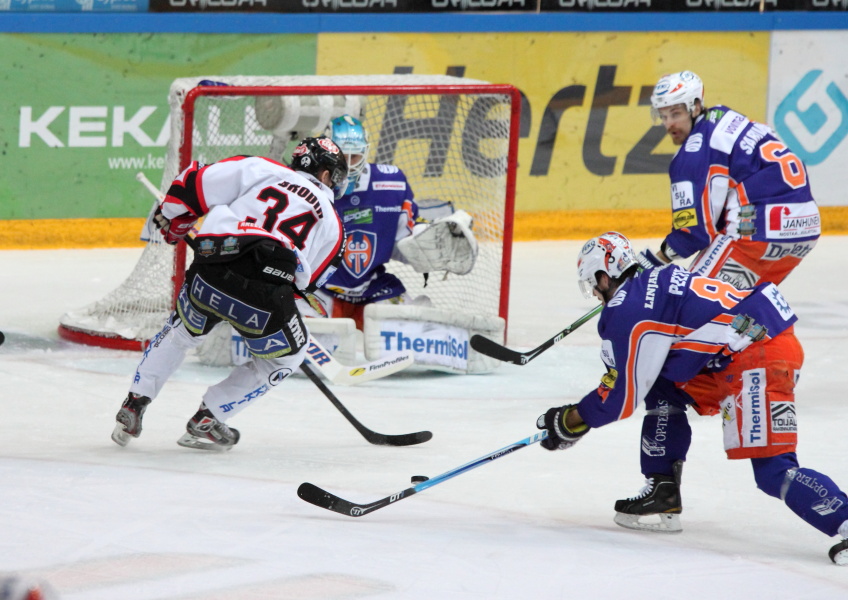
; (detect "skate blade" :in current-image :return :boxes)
[176,433,234,452]
[111,423,131,447]
[614,512,682,534]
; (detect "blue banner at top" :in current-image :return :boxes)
[1,0,146,10]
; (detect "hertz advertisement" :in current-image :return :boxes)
[317,32,769,215]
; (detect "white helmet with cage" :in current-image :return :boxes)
[576,231,638,299]
[325,114,371,195]
[650,70,705,121]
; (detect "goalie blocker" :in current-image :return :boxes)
[363,303,504,374]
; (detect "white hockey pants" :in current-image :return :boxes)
[130,316,308,422]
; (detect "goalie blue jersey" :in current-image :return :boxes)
[322,163,419,304]
[577,264,797,428]
[664,105,820,259]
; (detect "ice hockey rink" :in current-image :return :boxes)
[2,237,847,599]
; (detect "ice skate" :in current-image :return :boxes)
[614,460,683,534]
[111,393,152,447]
[177,405,240,452]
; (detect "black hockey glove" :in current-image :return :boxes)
[153,205,197,245]
[536,404,590,451]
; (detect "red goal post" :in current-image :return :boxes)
[58,75,520,351]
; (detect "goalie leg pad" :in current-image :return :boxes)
[362,303,504,374]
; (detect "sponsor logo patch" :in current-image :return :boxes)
[671,181,695,210]
[343,207,373,225]
[765,202,821,240]
[684,134,702,153]
[763,283,794,320]
[672,208,698,229]
[373,181,406,191]
[741,369,767,447]
[714,258,758,289]
[770,401,797,433]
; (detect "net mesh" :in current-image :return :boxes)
[59,75,517,346]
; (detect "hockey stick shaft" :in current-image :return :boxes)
[470,304,602,365]
[136,171,164,201]
[300,361,432,447]
[297,431,547,517]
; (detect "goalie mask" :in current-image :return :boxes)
[650,70,704,121]
[577,232,637,299]
[325,115,371,196]
[290,136,349,200]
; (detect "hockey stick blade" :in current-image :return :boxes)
[298,482,418,516]
[470,304,602,365]
[301,362,432,447]
[305,336,413,386]
[297,431,547,517]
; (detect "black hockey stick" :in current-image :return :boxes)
[297,430,547,516]
[470,304,602,365]
[300,362,432,447]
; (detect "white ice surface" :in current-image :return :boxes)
[1,239,848,599]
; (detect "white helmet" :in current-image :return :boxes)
[650,70,704,120]
[576,232,638,299]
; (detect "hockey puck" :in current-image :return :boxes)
[410,475,429,484]
[0,331,4,346]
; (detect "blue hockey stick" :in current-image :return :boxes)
[297,431,548,517]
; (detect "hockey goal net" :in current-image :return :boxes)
[58,75,520,351]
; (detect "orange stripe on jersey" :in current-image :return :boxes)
[700,164,729,238]
[670,340,724,354]
[712,313,736,324]
[621,320,692,420]
[401,199,415,233]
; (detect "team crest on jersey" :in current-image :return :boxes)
[343,230,377,277]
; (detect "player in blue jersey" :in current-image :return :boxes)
[311,115,422,329]
[311,115,477,331]
[641,70,820,289]
[536,232,848,564]
[631,71,824,533]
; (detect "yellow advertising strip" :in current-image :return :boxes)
[316,31,770,213]
[4,209,848,249]
[0,218,148,250]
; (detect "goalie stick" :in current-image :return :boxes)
[297,430,547,516]
[470,304,602,365]
[300,362,432,447]
[136,172,414,385]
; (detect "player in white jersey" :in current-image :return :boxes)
[111,137,348,451]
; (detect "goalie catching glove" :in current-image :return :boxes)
[395,209,478,275]
[153,205,197,245]
[536,404,590,451]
